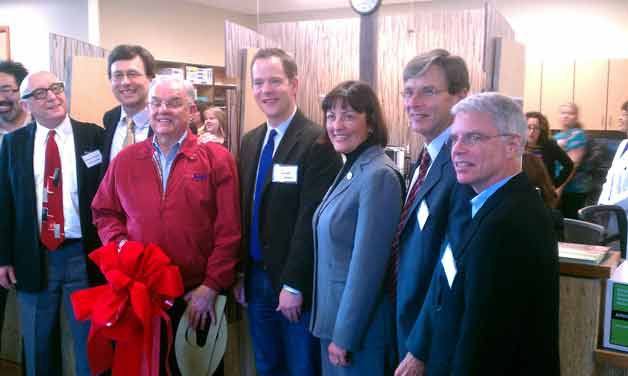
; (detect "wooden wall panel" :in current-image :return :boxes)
[607,59,628,131]
[260,19,360,127]
[224,21,280,156]
[523,60,542,112]
[574,60,609,130]
[0,26,10,60]
[69,56,117,126]
[541,60,575,130]
[239,48,268,136]
[492,37,526,99]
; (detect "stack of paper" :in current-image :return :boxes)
[558,242,610,265]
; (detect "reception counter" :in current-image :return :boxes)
[559,250,628,375]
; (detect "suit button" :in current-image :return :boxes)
[435,305,442,312]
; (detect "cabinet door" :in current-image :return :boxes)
[573,60,608,130]
[541,60,575,130]
[523,60,542,112]
[607,59,628,131]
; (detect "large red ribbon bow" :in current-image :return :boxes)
[71,241,184,376]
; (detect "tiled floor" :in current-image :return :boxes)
[0,359,20,376]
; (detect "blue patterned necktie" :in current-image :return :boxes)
[250,129,277,261]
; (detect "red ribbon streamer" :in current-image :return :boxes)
[71,241,184,376]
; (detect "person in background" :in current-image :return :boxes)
[525,111,573,190]
[0,59,30,351]
[198,104,227,146]
[598,100,628,242]
[0,71,104,376]
[92,76,240,375]
[188,99,203,135]
[102,44,155,173]
[311,81,402,374]
[553,103,591,218]
[0,60,30,145]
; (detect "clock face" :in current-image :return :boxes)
[350,0,382,15]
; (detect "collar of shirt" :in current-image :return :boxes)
[120,106,150,129]
[263,107,297,156]
[425,126,451,162]
[35,115,73,142]
[470,174,516,218]
[152,129,188,157]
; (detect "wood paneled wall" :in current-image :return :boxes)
[224,21,280,156]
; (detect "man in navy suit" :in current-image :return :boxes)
[394,49,469,374]
[101,44,155,173]
[409,93,560,375]
[0,71,104,376]
[233,48,341,376]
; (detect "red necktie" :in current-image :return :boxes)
[388,148,431,296]
[41,130,65,250]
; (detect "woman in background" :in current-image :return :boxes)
[198,104,227,146]
[553,103,591,218]
[311,80,402,375]
[525,111,573,190]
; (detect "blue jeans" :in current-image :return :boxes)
[17,240,91,376]
[246,265,320,376]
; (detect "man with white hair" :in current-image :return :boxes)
[91,76,241,374]
[402,93,560,375]
[0,71,104,376]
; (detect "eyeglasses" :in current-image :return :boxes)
[21,82,65,100]
[527,126,541,131]
[149,98,185,110]
[0,85,19,96]
[449,132,515,147]
[111,70,145,82]
[401,86,447,99]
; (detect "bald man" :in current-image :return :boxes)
[0,71,104,376]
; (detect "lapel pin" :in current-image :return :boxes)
[346,171,353,180]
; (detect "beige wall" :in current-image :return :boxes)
[99,0,256,66]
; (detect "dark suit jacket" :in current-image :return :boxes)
[101,105,153,174]
[238,109,342,308]
[413,173,560,375]
[0,119,104,291]
[396,142,457,356]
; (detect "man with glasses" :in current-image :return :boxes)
[394,49,469,375]
[0,71,104,376]
[403,93,559,375]
[0,60,30,145]
[92,76,240,375]
[102,44,155,173]
[0,60,30,354]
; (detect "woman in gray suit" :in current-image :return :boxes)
[311,81,403,375]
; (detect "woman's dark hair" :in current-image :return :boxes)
[321,80,388,147]
[525,111,550,145]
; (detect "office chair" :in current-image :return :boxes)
[579,204,627,258]
[562,218,606,247]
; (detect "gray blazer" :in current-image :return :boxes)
[310,145,402,351]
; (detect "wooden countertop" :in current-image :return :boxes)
[560,250,620,279]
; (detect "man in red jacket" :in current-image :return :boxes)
[91,76,241,374]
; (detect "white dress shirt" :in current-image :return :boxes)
[110,106,151,161]
[33,116,82,239]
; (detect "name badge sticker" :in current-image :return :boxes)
[82,150,103,168]
[441,244,457,289]
[417,199,430,230]
[272,164,298,183]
